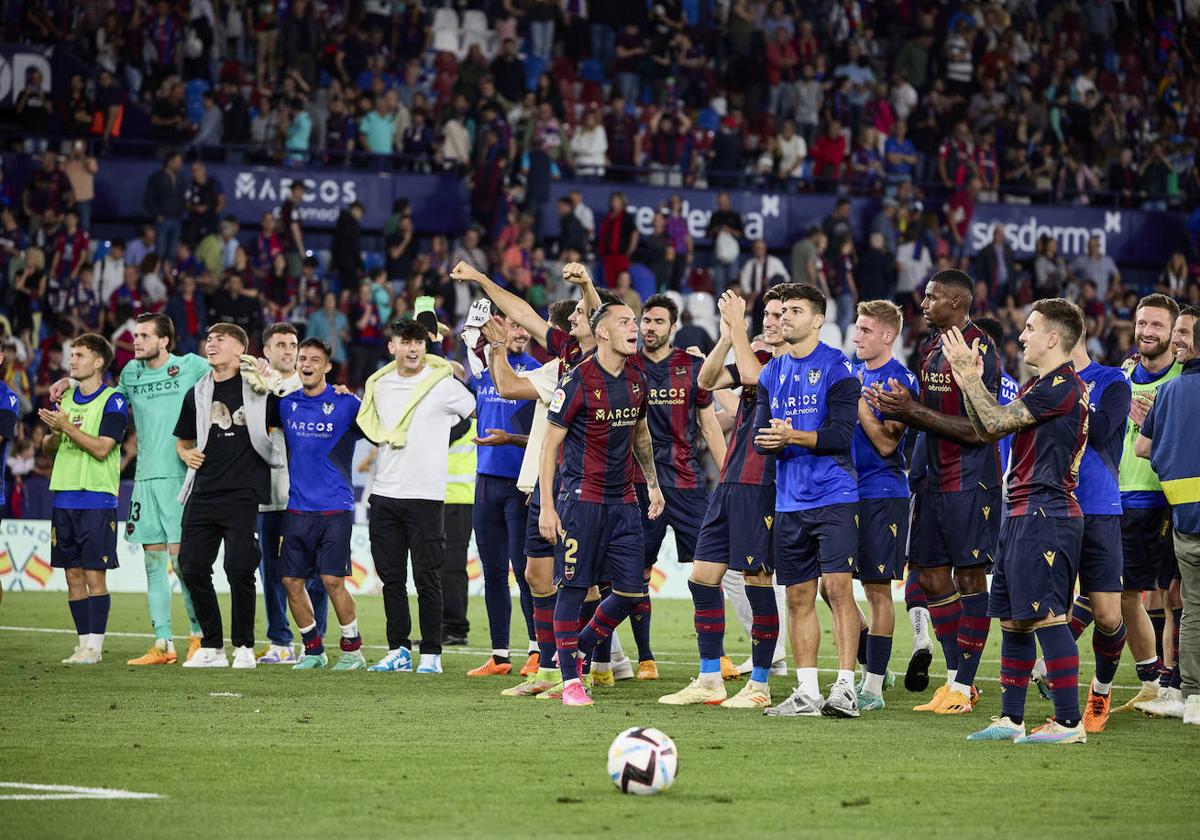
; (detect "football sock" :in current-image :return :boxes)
[491,649,511,665]
[592,585,614,665]
[745,581,779,683]
[1148,607,1166,660]
[953,591,990,689]
[865,633,892,692]
[836,669,855,685]
[903,568,927,611]
[531,591,558,667]
[578,592,642,668]
[68,598,90,646]
[796,666,819,697]
[630,593,654,662]
[340,621,362,652]
[856,626,868,667]
[688,579,724,675]
[553,587,587,683]
[143,550,174,642]
[1068,595,1093,639]
[1091,621,1126,693]
[1036,623,1081,725]
[171,553,204,636]
[927,590,962,671]
[1135,656,1163,685]
[300,622,324,655]
[999,628,1035,725]
[579,595,601,669]
[87,594,110,653]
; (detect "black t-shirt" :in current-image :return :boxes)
[173,374,278,504]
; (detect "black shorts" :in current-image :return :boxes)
[1078,514,1124,594]
[636,483,709,567]
[773,503,859,587]
[856,497,909,583]
[912,487,1001,569]
[524,488,554,559]
[50,508,119,570]
[1120,507,1174,592]
[988,513,1083,621]
[554,498,645,593]
[693,482,774,574]
[280,510,353,579]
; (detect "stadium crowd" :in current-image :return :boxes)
[0,1,1199,733]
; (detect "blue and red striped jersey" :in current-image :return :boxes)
[545,326,586,370]
[547,355,648,504]
[918,322,1002,493]
[630,349,712,490]
[719,351,775,487]
[1005,362,1089,518]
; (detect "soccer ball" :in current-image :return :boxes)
[607,727,678,795]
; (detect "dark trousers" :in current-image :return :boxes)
[473,474,534,649]
[178,500,260,650]
[368,495,446,654]
[442,503,473,637]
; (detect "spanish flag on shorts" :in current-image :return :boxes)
[24,554,53,586]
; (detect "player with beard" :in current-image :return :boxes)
[1112,295,1185,714]
[538,301,665,706]
[658,287,788,709]
[628,294,727,681]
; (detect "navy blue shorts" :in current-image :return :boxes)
[636,483,709,567]
[524,488,554,559]
[1078,514,1124,594]
[988,513,1083,621]
[912,487,1001,569]
[1120,507,1173,592]
[51,508,119,570]
[693,482,774,574]
[856,497,909,583]
[280,511,353,579]
[554,498,645,593]
[773,503,859,587]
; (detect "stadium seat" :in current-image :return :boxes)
[432,28,459,54]
[819,322,843,349]
[663,289,686,315]
[432,7,459,33]
[629,263,657,300]
[462,10,488,34]
[824,295,837,327]
[686,290,716,319]
[579,59,606,83]
[524,55,547,91]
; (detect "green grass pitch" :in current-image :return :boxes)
[2,592,1197,838]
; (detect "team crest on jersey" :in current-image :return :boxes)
[126,522,135,537]
[167,364,180,378]
[674,366,687,375]
[322,402,335,415]
[807,368,821,386]
[632,383,640,396]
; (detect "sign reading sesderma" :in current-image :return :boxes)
[969,211,1125,258]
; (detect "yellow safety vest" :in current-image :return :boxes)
[445,419,477,505]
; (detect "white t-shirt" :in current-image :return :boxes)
[369,367,475,502]
[896,241,932,293]
[777,134,807,177]
[516,359,562,494]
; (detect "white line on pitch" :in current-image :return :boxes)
[0,782,163,801]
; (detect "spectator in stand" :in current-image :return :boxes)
[279,180,306,275]
[331,202,364,292]
[348,282,384,388]
[15,68,52,153]
[193,91,223,148]
[857,232,895,303]
[662,194,692,291]
[976,224,1019,304]
[895,226,932,307]
[143,151,186,272]
[945,175,980,269]
[613,23,647,105]
[1070,235,1120,300]
[639,211,674,293]
[49,209,89,300]
[556,197,589,259]
[708,112,745,188]
[604,94,639,181]
[739,238,789,305]
[165,274,209,355]
[209,273,262,343]
[1033,235,1069,298]
[828,235,858,336]
[62,142,97,234]
[305,291,349,380]
[184,161,224,247]
[974,127,1000,202]
[810,119,847,186]
[869,197,899,256]
[645,111,689,187]
[109,265,146,320]
[822,197,853,260]
[491,39,526,107]
[774,119,807,191]
[938,119,976,192]
[569,108,608,177]
[707,191,743,291]
[850,128,884,192]
[795,62,823,148]
[11,248,48,338]
[884,120,917,187]
[791,226,827,293]
[93,238,126,306]
[250,212,283,283]
[766,25,800,118]
[359,93,399,158]
[1161,253,1190,298]
[1140,140,1172,210]
[1108,147,1143,208]
[597,191,638,289]
[23,150,73,236]
[125,225,157,273]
